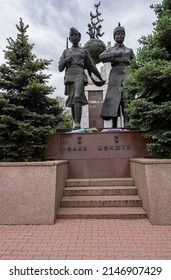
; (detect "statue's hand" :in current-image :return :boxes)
[90,74,106,87]
[99,75,106,82]
[65,54,72,63]
[98,79,106,86]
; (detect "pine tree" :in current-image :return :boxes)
[0,18,68,162]
[124,0,171,158]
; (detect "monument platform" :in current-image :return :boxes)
[45,129,149,178]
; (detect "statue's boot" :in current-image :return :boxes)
[71,105,75,124]
[112,117,118,128]
[123,113,130,128]
[74,102,82,129]
[124,119,130,128]
[121,98,130,128]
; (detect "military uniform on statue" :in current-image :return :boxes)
[99,23,134,128]
[58,27,105,129]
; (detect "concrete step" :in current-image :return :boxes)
[64,186,138,196]
[66,177,134,187]
[60,195,142,207]
[57,207,147,219]
[58,177,147,220]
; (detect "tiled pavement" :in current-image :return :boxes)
[0,219,171,260]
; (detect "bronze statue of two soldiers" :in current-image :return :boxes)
[58,20,134,129]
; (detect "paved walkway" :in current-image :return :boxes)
[0,219,171,260]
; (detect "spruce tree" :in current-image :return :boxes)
[0,18,67,162]
[124,0,171,158]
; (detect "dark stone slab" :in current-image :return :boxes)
[44,131,149,178]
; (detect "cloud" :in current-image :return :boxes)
[0,0,162,98]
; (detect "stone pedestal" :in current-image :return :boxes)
[45,131,149,178]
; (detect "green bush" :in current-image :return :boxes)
[0,18,71,162]
[124,0,171,158]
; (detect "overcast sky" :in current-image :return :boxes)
[0,0,162,98]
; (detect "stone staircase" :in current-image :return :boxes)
[57,178,147,219]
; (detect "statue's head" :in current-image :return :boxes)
[69,27,81,44]
[113,22,125,43]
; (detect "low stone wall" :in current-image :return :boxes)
[0,160,68,225]
[130,158,171,225]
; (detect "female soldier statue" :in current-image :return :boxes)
[99,23,134,128]
[58,27,105,129]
